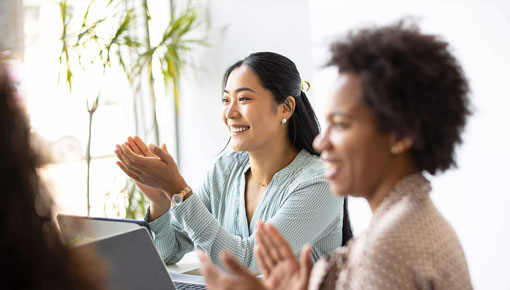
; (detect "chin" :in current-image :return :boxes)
[230,142,245,152]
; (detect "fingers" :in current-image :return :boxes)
[114,147,144,177]
[149,144,174,165]
[133,136,154,157]
[115,161,140,180]
[299,244,313,279]
[221,251,253,279]
[258,222,287,263]
[124,140,136,153]
[264,223,295,259]
[256,222,277,270]
[255,245,271,279]
[117,143,151,170]
[198,250,221,280]
[126,138,143,156]
[162,143,169,153]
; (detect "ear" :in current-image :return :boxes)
[281,96,296,120]
[390,134,414,155]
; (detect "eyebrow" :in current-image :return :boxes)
[223,87,256,94]
[327,111,354,120]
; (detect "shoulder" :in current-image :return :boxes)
[275,150,336,205]
[287,150,327,189]
[358,198,471,287]
[209,150,249,175]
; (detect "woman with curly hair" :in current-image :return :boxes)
[199,21,473,290]
[0,58,105,290]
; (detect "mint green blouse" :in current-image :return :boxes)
[146,149,345,272]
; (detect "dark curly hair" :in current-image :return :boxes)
[328,21,471,175]
[0,58,105,289]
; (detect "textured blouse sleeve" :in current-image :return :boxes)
[167,171,342,273]
[145,168,213,265]
[271,176,343,260]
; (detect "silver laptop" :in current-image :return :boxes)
[57,214,152,246]
[75,227,205,290]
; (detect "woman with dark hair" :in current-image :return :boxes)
[199,21,473,289]
[0,58,105,289]
[115,52,352,271]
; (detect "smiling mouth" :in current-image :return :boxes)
[324,161,341,169]
[323,161,342,179]
[230,126,250,134]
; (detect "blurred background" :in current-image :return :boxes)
[1,0,509,288]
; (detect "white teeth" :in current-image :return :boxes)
[231,126,249,133]
[324,162,340,169]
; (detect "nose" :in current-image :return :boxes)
[225,101,239,120]
[313,129,330,153]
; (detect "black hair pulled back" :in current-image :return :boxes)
[223,52,320,156]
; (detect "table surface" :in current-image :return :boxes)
[165,251,202,275]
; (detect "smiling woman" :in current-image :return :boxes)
[114,52,352,272]
[198,21,473,290]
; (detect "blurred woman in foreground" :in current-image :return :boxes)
[199,21,473,290]
[0,57,104,290]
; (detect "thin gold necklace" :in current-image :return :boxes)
[250,171,269,187]
[254,180,269,187]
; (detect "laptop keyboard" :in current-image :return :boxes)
[174,281,206,290]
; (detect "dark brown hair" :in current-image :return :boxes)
[328,21,471,174]
[0,58,105,289]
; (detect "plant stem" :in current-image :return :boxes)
[142,0,160,145]
[169,0,174,24]
[172,77,180,165]
[86,109,93,216]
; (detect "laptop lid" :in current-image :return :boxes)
[57,214,151,246]
[75,227,178,290]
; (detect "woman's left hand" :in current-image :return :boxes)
[115,142,187,197]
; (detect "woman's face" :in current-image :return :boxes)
[313,73,396,198]
[221,65,286,152]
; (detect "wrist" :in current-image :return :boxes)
[170,185,193,205]
[148,200,171,222]
[162,178,188,198]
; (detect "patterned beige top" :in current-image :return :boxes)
[308,173,472,290]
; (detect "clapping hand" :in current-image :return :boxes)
[198,250,266,290]
[198,221,313,290]
[114,136,186,196]
[255,222,312,290]
[115,137,167,202]
[114,136,188,220]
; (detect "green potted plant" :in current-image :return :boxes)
[58,0,209,217]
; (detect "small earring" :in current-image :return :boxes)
[281,118,287,124]
[391,146,399,154]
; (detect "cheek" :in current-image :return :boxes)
[329,131,348,152]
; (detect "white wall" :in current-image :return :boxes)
[308,1,510,289]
